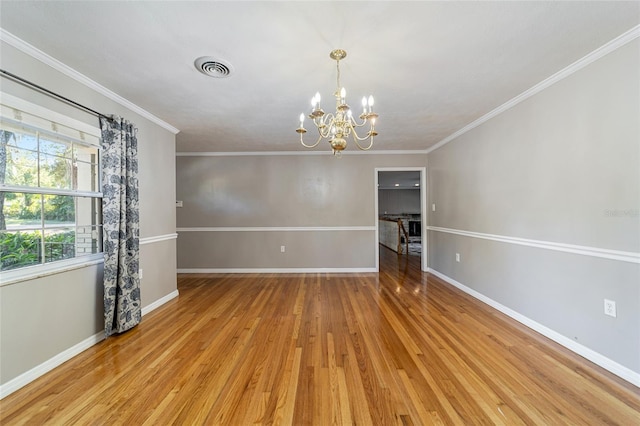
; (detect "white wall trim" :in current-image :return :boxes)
[427,268,640,387]
[375,167,428,272]
[0,255,104,287]
[141,289,179,316]
[177,226,376,232]
[427,226,640,264]
[0,28,180,135]
[140,233,178,245]
[0,331,105,399]
[426,24,640,155]
[1,91,102,138]
[0,288,180,399]
[176,150,429,157]
[178,267,377,274]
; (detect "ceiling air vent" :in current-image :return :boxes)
[194,56,233,78]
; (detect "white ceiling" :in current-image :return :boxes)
[1,1,638,154]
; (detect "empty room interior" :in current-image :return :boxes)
[0,1,639,424]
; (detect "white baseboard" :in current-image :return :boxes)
[427,268,640,388]
[177,267,377,274]
[0,331,105,399]
[141,290,179,316]
[0,289,180,400]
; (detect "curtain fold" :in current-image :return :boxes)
[100,116,141,337]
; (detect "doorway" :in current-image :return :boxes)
[375,167,427,272]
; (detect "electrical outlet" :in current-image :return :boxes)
[455,253,460,262]
[432,203,436,212]
[604,299,616,317]
[280,245,286,253]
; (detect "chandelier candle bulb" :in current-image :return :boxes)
[297,49,379,154]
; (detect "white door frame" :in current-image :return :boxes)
[375,167,428,272]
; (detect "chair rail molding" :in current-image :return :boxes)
[177,226,376,232]
[140,233,178,245]
[427,226,640,264]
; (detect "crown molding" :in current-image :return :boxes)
[176,149,429,157]
[426,24,640,155]
[0,28,180,135]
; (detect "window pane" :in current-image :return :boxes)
[2,124,38,187]
[76,196,101,227]
[5,146,38,187]
[43,228,75,264]
[76,160,99,192]
[1,192,42,229]
[74,144,98,164]
[74,225,102,256]
[0,230,42,271]
[39,135,71,158]
[1,110,102,273]
[40,153,72,190]
[43,194,75,226]
[74,144,99,192]
[1,123,38,151]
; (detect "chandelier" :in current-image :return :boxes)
[296,49,378,156]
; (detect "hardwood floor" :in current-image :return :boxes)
[1,247,639,424]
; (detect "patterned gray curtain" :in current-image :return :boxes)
[100,116,141,337]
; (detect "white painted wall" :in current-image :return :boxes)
[176,154,427,271]
[0,39,177,390]
[427,39,639,380]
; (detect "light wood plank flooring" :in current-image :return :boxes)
[1,247,639,424]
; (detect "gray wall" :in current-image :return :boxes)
[0,40,177,385]
[176,154,427,270]
[427,40,639,373]
[379,189,421,215]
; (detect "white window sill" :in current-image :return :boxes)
[0,253,104,287]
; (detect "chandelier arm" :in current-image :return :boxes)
[296,49,378,154]
[353,134,375,151]
[349,124,376,142]
[300,132,323,148]
[349,117,370,128]
[344,121,375,145]
[318,114,336,138]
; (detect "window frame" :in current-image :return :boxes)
[0,92,103,286]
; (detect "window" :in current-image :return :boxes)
[0,95,102,274]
